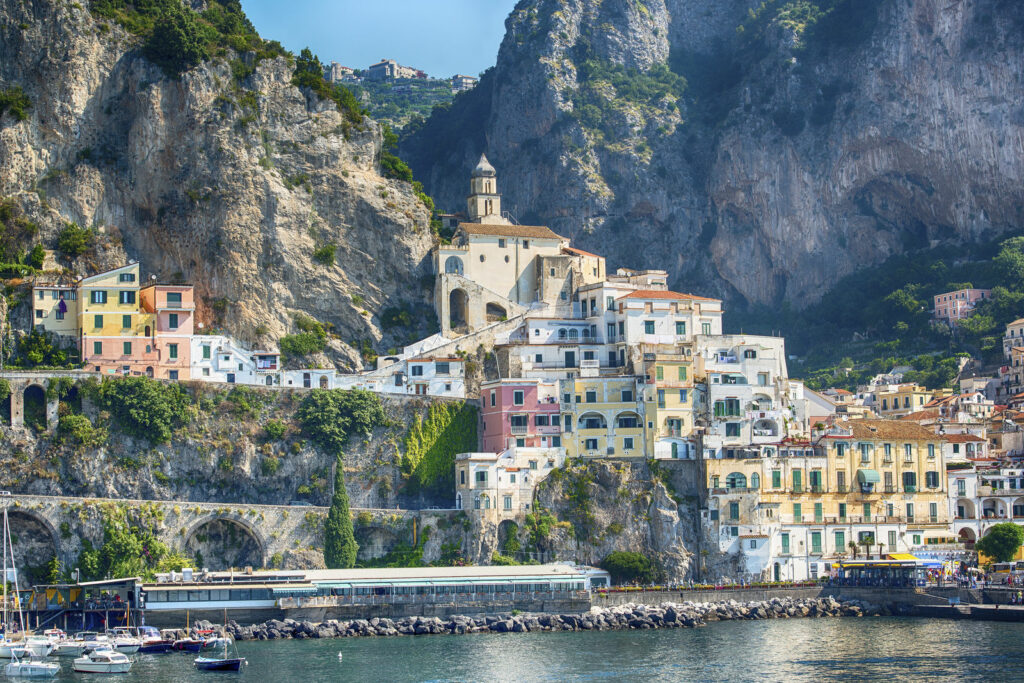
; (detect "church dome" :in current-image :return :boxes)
[471,153,496,177]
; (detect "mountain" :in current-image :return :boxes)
[0,0,436,369]
[400,0,1024,310]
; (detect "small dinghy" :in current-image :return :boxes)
[194,639,246,672]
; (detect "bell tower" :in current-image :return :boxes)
[467,153,503,223]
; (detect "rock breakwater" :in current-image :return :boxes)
[188,596,903,642]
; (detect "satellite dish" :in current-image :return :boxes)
[150,274,157,280]
[198,322,205,330]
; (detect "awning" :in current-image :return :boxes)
[888,553,918,561]
[856,469,881,484]
[270,586,318,595]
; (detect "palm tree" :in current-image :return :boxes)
[848,540,858,559]
[877,541,886,559]
[859,535,875,560]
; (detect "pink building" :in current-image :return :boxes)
[141,283,195,380]
[933,288,991,323]
[481,379,562,452]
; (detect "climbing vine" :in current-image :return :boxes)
[401,402,478,496]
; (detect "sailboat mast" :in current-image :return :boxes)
[4,509,23,633]
[2,501,7,633]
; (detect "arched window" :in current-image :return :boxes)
[455,493,462,510]
[444,256,464,275]
[750,473,760,489]
[558,328,567,340]
[725,472,747,489]
[568,328,579,340]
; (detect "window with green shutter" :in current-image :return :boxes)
[678,366,687,380]
[793,503,801,522]
[656,366,663,381]
[772,470,781,488]
[792,470,802,492]
[811,531,822,554]
[781,533,790,554]
[863,503,871,520]
[814,503,822,523]
[835,531,845,553]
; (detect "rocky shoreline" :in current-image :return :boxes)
[182,596,904,642]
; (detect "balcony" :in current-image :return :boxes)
[884,485,896,493]
[510,424,528,435]
[792,484,803,494]
[810,485,824,494]
[836,484,848,493]
[905,486,917,493]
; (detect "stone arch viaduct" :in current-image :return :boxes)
[2,494,459,571]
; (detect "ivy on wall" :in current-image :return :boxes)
[401,401,478,496]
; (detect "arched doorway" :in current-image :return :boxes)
[265,376,273,386]
[23,385,46,430]
[319,376,329,389]
[145,367,154,378]
[958,528,977,548]
[485,302,507,322]
[449,289,468,330]
[185,518,265,570]
[773,562,781,582]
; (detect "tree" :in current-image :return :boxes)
[859,535,874,560]
[976,523,1024,564]
[848,540,858,559]
[600,551,657,585]
[143,5,208,77]
[323,455,357,568]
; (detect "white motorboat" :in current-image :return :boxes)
[72,649,133,674]
[22,636,54,658]
[0,640,29,659]
[51,639,86,657]
[4,653,59,678]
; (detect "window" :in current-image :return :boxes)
[621,389,634,402]
[90,290,107,304]
[725,422,740,437]
[119,290,135,304]
[902,471,916,491]
[551,436,561,447]
[729,502,739,520]
[534,415,549,426]
[202,345,211,360]
[411,365,424,377]
[888,530,897,548]
[513,390,524,406]
[168,313,179,330]
[119,272,135,282]
[38,291,45,300]
[498,238,506,248]
[906,503,914,521]
[122,341,131,355]
[522,240,529,249]
[781,533,790,554]
[929,502,938,521]
[678,366,687,381]
[563,415,572,431]
[859,444,871,463]
[793,503,802,522]
[623,437,634,450]
[702,322,711,335]
[836,443,846,458]
[34,309,42,319]
[435,362,450,375]
[956,479,966,496]
[679,389,687,402]
[644,321,655,334]
[529,460,538,470]
[744,349,757,359]
[168,343,178,360]
[758,373,768,386]
[927,443,935,458]
[811,531,822,554]
[226,373,235,383]
[730,526,739,537]
[883,443,891,460]
[490,391,496,407]
[202,368,210,377]
[838,502,847,520]
[656,366,664,381]
[583,390,596,403]
[750,473,760,489]
[585,438,598,450]
[837,471,846,490]
[618,321,625,336]
[904,444,913,461]
[913,534,921,546]
[772,470,781,488]
[749,540,757,549]
[475,470,487,484]
[504,496,512,510]
[675,321,686,335]
[657,389,666,409]
[814,503,823,523]
[863,503,871,521]
[926,471,939,488]
[92,341,102,355]
[168,370,178,380]
[92,314,103,329]
[835,531,845,553]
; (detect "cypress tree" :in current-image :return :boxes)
[324,454,358,568]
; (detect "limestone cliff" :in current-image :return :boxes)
[401,0,1024,308]
[0,0,436,368]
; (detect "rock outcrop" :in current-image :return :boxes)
[401,0,1024,308]
[0,0,436,368]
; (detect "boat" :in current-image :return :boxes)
[51,639,87,657]
[22,635,54,658]
[172,637,205,653]
[105,630,141,655]
[72,649,133,674]
[194,639,246,672]
[0,642,29,659]
[4,652,59,678]
[126,626,173,654]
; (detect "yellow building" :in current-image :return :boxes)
[559,375,645,458]
[874,383,934,417]
[32,283,79,338]
[640,353,697,459]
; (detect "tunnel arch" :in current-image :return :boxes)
[23,384,47,429]
[183,515,266,570]
[5,508,62,586]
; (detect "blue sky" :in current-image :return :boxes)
[241,0,520,78]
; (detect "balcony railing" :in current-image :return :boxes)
[836,484,848,493]
[810,485,824,493]
[792,484,802,493]
[905,486,917,493]
[884,485,896,493]
[510,425,528,435]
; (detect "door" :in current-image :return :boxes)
[773,563,780,582]
[564,351,576,368]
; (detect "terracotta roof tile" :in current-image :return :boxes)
[561,246,603,259]
[845,419,939,441]
[458,222,565,240]
[899,409,940,421]
[616,289,721,302]
[942,434,985,443]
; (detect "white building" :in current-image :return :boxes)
[454,446,566,517]
[948,464,1024,549]
[190,335,280,386]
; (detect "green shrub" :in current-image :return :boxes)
[27,244,45,269]
[56,222,94,258]
[600,551,658,585]
[401,402,477,496]
[312,243,337,265]
[260,455,280,476]
[87,376,191,444]
[142,4,208,77]
[264,419,286,440]
[0,379,9,402]
[292,48,364,128]
[976,522,1024,564]
[297,389,387,454]
[57,414,106,447]
[0,86,31,121]
[15,329,70,367]
[75,505,193,582]
[279,332,326,359]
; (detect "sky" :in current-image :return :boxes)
[241,0,520,78]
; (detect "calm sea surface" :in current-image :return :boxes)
[37,617,1024,681]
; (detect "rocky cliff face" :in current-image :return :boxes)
[0,0,436,367]
[402,0,1024,308]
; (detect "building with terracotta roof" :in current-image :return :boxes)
[932,287,990,324]
[1003,318,1024,359]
